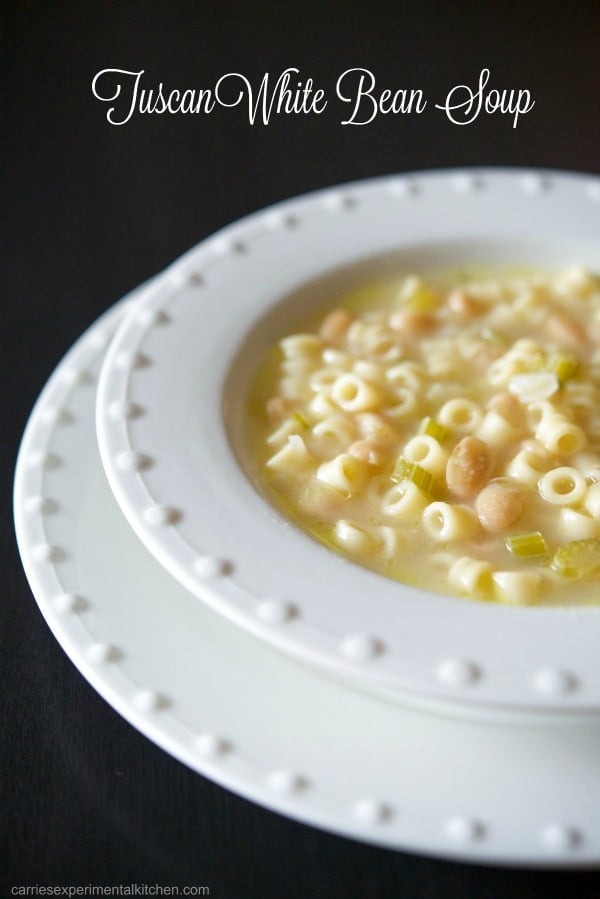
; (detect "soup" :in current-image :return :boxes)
[246,266,600,605]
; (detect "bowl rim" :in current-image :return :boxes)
[96,166,600,714]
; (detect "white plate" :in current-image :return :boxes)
[14,288,600,866]
[96,169,600,716]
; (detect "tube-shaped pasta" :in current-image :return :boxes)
[322,348,353,368]
[352,360,387,386]
[487,355,527,386]
[563,382,599,416]
[386,361,426,391]
[380,481,429,521]
[556,265,598,298]
[385,388,418,420]
[279,376,312,401]
[312,415,357,453]
[309,367,344,393]
[336,519,403,561]
[266,434,314,478]
[558,508,600,541]
[527,400,557,430]
[448,556,493,596]
[280,334,321,358]
[584,483,600,518]
[538,467,587,505]
[476,410,521,448]
[402,435,448,478]
[492,571,541,604]
[506,448,553,487]
[308,393,340,419]
[438,398,483,434]
[267,418,302,446]
[316,453,369,495]
[536,416,587,456]
[281,357,318,377]
[333,519,375,554]
[347,321,397,359]
[422,502,480,542]
[356,413,399,446]
[374,525,401,561]
[331,373,382,412]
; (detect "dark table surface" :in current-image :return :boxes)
[3,2,600,895]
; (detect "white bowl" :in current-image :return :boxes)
[15,291,600,865]
[96,168,600,717]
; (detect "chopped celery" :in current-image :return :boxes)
[480,327,508,346]
[419,416,449,442]
[505,531,549,559]
[548,352,580,384]
[293,411,310,429]
[391,457,442,499]
[551,538,600,578]
[398,276,438,312]
[406,289,438,312]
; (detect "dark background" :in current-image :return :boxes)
[3,1,600,895]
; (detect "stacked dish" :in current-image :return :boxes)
[14,169,600,866]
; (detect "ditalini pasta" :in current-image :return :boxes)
[247,267,600,605]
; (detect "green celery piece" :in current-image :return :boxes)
[505,532,549,559]
[551,539,600,578]
[419,416,449,442]
[548,352,580,384]
[391,457,442,499]
[293,411,310,429]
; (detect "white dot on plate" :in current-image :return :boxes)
[452,173,483,192]
[54,593,87,613]
[267,771,307,794]
[257,600,297,624]
[195,734,231,757]
[353,799,391,824]
[388,179,420,197]
[40,406,72,426]
[166,269,190,289]
[265,212,299,230]
[213,239,230,256]
[340,635,383,662]
[437,658,481,687]
[520,173,552,194]
[107,400,144,421]
[194,556,229,579]
[24,496,58,515]
[143,505,181,527]
[87,329,110,350]
[61,367,84,386]
[134,690,168,712]
[136,308,170,328]
[116,451,152,472]
[541,824,581,850]
[532,668,578,696]
[445,816,486,842]
[324,192,356,210]
[214,238,246,256]
[33,544,65,563]
[114,351,150,370]
[87,643,121,664]
[27,451,61,470]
